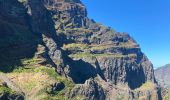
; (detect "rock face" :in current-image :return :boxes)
[0,0,39,72]
[0,92,24,100]
[0,0,28,25]
[68,78,106,100]
[0,75,24,100]
[0,0,162,100]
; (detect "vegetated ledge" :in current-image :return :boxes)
[69,53,137,59]
[62,43,139,50]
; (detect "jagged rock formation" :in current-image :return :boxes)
[0,0,162,99]
[68,78,106,100]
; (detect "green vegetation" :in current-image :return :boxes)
[69,52,136,58]
[164,93,170,100]
[115,93,125,100]
[0,86,16,95]
[6,62,75,100]
[65,28,92,34]
[62,43,139,53]
[72,95,85,100]
[62,43,89,51]
[136,82,154,91]
[21,58,43,66]
[135,82,158,100]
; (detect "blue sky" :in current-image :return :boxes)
[81,0,170,68]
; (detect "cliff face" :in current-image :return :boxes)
[47,0,156,87]
[0,0,39,72]
[0,0,162,100]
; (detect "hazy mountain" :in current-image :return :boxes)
[155,64,170,88]
[155,64,170,99]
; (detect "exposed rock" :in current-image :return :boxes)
[0,75,24,100]
[48,82,65,94]
[68,78,106,100]
[43,0,87,29]
[28,0,56,35]
[0,0,40,72]
[0,93,24,100]
[0,0,28,25]
[42,35,65,75]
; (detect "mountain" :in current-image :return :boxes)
[155,64,170,88]
[155,64,170,100]
[0,0,162,100]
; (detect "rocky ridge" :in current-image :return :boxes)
[0,0,162,99]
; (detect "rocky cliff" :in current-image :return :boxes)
[0,0,162,100]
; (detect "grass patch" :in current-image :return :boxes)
[136,82,155,91]
[62,43,89,51]
[69,53,136,58]
[7,65,75,100]
[164,92,170,100]
[0,86,16,95]
[62,43,139,54]
[90,43,139,51]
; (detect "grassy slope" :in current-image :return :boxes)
[2,58,75,100]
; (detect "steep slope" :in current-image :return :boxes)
[0,0,39,72]
[0,0,65,73]
[0,0,162,100]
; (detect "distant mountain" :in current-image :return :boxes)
[155,64,170,88]
[155,64,170,99]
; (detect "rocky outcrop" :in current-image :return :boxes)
[43,0,87,29]
[0,92,24,100]
[68,78,106,100]
[48,82,65,93]
[97,55,154,89]
[0,76,24,100]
